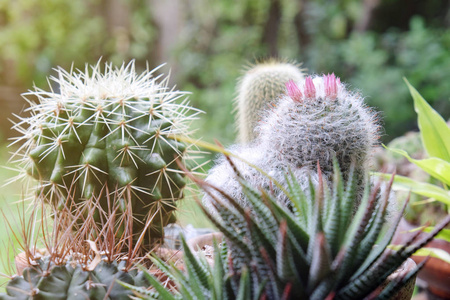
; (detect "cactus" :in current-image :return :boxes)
[10,61,201,249]
[235,60,304,143]
[1,257,149,300]
[126,162,450,299]
[205,74,379,210]
[259,74,379,180]
[0,197,154,300]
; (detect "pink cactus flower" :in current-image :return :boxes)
[286,80,303,102]
[304,77,316,99]
[324,73,339,100]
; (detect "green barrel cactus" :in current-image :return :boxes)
[0,257,148,300]
[235,60,304,143]
[11,61,201,249]
[0,202,153,300]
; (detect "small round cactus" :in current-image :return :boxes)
[0,256,148,300]
[0,201,152,300]
[11,61,201,249]
[205,74,379,210]
[235,60,304,143]
[259,74,379,180]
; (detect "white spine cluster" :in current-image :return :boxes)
[259,74,379,178]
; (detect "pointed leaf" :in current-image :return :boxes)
[405,78,450,161]
[308,233,332,293]
[386,147,450,186]
[388,245,450,264]
[374,172,450,205]
[236,268,251,300]
[139,267,178,300]
[117,280,159,299]
[408,226,450,242]
[181,236,210,290]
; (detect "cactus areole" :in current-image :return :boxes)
[11,61,201,249]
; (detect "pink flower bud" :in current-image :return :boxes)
[304,77,316,99]
[324,73,338,100]
[286,80,302,102]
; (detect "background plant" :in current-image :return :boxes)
[1,0,449,145]
[376,80,450,263]
[174,0,450,145]
[235,60,304,143]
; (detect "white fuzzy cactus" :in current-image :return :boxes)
[259,74,379,179]
[205,73,379,210]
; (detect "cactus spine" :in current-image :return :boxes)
[11,61,201,249]
[235,60,304,143]
[205,73,379,209]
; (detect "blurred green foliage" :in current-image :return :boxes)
[306,16,450,140]
[0,0,104,86]
[0,0,157,87]
[0,0,449,145]
[171,0,450,144]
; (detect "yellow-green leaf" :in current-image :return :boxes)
[386,147,450,186]
[405,78,450,162]
[408,226,450,243]
[373,172,450,205]
[389,245,450,264]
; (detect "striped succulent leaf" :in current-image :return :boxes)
[120,238,265,300]
[125,159,449,299]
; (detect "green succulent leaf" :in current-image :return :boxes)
[408,226,450,242]
[385,147,450,186]
[236,268,251,300]
[212,241,224,299]
[286,171,309,228]
[373,259,424,300]
[117,280,159,300]
[180,237,210,292]
[405,78,450,162]
[140,266,178,300]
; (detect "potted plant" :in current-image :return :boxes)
[376,80,450,299]
[123,155,450,299]
[122,69,449,299]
